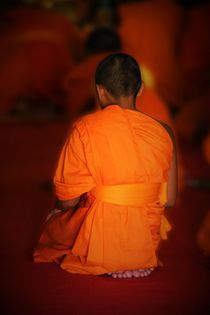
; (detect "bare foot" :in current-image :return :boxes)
[108,268,155,278]
[54,255,65,265]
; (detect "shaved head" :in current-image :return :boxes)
[95,53,142,98]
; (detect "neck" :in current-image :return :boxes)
[103,95,136,110]
[117,96,136,109]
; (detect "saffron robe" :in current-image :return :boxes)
[34,105,173,274]
[118,1,185,105]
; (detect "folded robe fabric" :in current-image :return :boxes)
[34,105,173,274]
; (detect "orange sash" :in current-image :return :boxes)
[91,182,171,240]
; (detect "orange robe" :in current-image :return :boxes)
[137,88,185,193]
[118,1,185,105]
[34,105,173,274]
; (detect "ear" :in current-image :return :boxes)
[96,84,106,97]
[96,84,109,104]
[96,84,100,95]
[136,82,144,97]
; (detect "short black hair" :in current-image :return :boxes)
[95,53,142,98]
[86,27,121,53]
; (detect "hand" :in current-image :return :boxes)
[45,208,62,222]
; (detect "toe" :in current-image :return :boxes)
[125,270,132,278]
[54,257,62,265]
[145,271,150,276]
[132,270,141,278]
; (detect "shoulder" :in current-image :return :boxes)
[137,110,175,148]
[75,109,103,128]
[156,120,176,147]
[70,110,102,142]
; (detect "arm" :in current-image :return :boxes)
[50,122,95,221]
[46,196,80,222]
[162,123,178,207]
[55,196,80,211]
[166,143,177,207]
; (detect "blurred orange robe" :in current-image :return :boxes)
[34,105,173,274]
[136,88,172,126]
[0,7,83,113]
[118,1,185,105]
[63,52,111,115]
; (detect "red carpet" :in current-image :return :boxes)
[1,120,210,315]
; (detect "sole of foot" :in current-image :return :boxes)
[108,268,155,279]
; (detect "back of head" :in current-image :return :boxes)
[95,53,142,98]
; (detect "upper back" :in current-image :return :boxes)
[79,105,173,185]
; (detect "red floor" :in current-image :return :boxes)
[1,120,210,315]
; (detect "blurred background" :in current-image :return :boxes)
[0,1,210,314]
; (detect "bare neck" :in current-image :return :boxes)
[104,95,136,110]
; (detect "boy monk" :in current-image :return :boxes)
[34,53,177,278]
